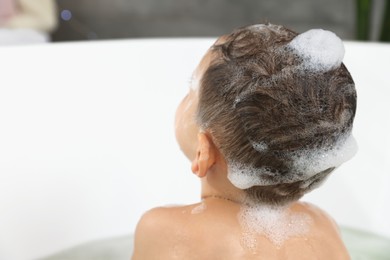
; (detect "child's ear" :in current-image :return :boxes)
[191,133,216,178]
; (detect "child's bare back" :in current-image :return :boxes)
[133,200,348,259]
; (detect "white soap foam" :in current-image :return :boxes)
[190,74,200,91]
[249,23,284,35]
[252,141,268,152]
[239,204,312,248]
[191,202,207,214]
[249,24,267,31]
[228,134,357,189]
[240,230,258,251]
[227,164,281,189]
[291,134,358,178]
[288,29,345,72]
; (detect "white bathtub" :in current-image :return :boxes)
[0,39,389,260]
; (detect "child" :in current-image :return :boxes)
[132,23,356,259]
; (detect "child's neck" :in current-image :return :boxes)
[200,164,246,204]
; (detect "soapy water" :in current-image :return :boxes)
[239,203,312,248]
[287,29,345,72]
[228,134,357,189]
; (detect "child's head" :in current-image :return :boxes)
[178,23,357,206]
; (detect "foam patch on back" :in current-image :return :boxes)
[239,204,312,248]
[288,29,345,72]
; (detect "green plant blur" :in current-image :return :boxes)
[356,0,390,41]
[379,0,390,41]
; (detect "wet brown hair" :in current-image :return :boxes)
[196,24,357,205]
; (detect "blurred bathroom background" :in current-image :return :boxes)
[0,0,389,44]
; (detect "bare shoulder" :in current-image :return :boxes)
[131,202,241,259]
[133,206,184,234]
[131,205,192,260]
[288,201,350,259]
[292,201,340,231]
[135,206,182,228]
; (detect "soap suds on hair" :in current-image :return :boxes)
[228,134,357,189]
[228,164,281,189]
[252,141,268,152]
[249,23,284,35]
[239,204,312,248]
[287,29,345,72]
[291,134,358,178]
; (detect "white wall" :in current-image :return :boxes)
[0,39,389,260]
